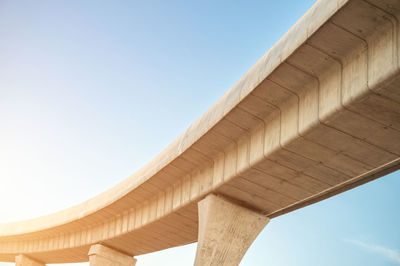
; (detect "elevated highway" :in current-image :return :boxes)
[1,0,400,264]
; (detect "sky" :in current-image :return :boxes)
[0,0,399,265]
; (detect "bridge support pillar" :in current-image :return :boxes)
[88,244,137,266]
[194,194,269,266]
[15,254,45,266]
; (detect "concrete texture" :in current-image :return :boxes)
[195,194,269,266]
[15,255,44,266]
[0,0,399,263]
[88,244,136,266]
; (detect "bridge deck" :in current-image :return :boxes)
[1,0,400,263]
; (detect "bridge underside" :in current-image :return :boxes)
[1,0,400,264]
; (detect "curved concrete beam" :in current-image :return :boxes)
[1,0,400,263]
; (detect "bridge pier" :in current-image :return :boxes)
[88,244,137,266]
[15,254,45,266]
[194,194,269,266]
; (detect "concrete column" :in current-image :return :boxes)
[88,244,137,266]
[194,194,269,266]
[15,254,45,266]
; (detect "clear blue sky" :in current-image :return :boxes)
[0,0,399,265]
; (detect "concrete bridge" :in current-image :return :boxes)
[1,0,400,265]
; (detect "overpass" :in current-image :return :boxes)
[1,0,400,265]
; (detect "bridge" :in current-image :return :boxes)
[1,0,400,265]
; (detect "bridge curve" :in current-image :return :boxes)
[1,0,400,264]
